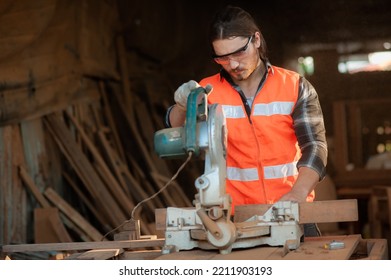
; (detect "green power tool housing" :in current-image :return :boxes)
[154,87,209,159]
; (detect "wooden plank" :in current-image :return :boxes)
[1,239,165,253]
[299,199,358,223]
[156,200,358,232]
[19,165,50,208]
[360,239,389,260]
[99,81,126,162]
[234,199,358,224]
[43,187,105,242]
[120,250,162,260]
[97,129,131,198]
[19,164,74,243]
[0,125,27,244]
[20,118,50,206]
[64,110,134,215]
[155,208,168,231]
[65,249,124,260]
[62,172,109,228]
[34,208,72,243]
[44,114,127,227]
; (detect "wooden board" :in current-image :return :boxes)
[43,187,104,242]
[119,250,162,260]
[155,200,358,231]
[65,249,124,260]
[44,114,127,227]
[234,199,358,224]
[1,239,165,253]
[34,208,72,243]
[0,125,27,244]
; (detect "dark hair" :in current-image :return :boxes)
[209,6,267,60]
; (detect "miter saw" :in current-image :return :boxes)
[153,87,303,255]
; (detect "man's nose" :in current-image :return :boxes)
[229,59,240,69]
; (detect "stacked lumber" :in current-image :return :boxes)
[1,67,195,247]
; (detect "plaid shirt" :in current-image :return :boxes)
[292,75,328,179]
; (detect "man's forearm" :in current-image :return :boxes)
[279,166,320,202]
[166,105,186,127]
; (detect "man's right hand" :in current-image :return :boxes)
[174,80,201,111]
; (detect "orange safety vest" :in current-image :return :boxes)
[200,66,315,212]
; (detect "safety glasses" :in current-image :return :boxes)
[213,35,253,65]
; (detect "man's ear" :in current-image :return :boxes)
[254,32,261,48]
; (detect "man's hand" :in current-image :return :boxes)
[174,81,213,111]
[278,188,308,203]
[278,167,320,203]
[174,80,201,111]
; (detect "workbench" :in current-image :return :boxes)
[2,234,387,260]
[122,235,388,260]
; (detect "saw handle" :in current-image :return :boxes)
[184,87,207,156]
[196,208,223,239]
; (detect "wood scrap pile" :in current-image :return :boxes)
[1,68,197,252]
[0,0,203,253]
[33,75,195,244]
[1,67,199,258]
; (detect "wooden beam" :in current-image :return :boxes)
[19,165,50,208]
[234,199,359,224]
[64,110,134,215]
[43,187,105,242]
[155,200,358,230]
[44,114,127,227]
[34,208,73,243]
[65,249,124,260]
[62,172,109,228]
[1,239,165,253]
[19,165,73,243]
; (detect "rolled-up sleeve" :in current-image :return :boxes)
[292,77,328,180]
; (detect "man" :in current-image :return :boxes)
[165,6,328,236]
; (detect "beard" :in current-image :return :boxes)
[229,56,261,82]
[230,69,246,81]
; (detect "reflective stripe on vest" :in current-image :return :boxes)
[222,102,294,119]
[227,161,298,181]
[222,105,246,119]
[253,101,294,116]
[263,161,298,179]
[227,167,258,181]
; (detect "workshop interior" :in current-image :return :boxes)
[1,0,391,260]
